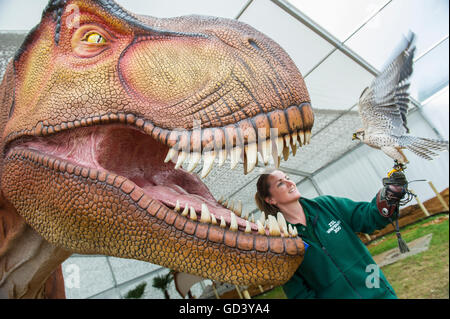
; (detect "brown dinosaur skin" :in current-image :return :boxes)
[0,0,314,298]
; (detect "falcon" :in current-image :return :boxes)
[352,33,448,164]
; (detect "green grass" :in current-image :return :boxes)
[369,214,449,299]
[254,214,449,299]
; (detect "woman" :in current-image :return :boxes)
[255,168,406,299]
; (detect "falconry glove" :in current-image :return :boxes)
[376,171,407,218]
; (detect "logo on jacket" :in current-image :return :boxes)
[326,220,342,234]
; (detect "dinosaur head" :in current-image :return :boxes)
[0,0,314,287]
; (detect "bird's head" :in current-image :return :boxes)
[352,129,365,141]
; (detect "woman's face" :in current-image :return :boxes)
[265,170,301,206]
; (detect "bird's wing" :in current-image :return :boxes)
[358,32,416,137]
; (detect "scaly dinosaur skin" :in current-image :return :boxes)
[0,0,314,298]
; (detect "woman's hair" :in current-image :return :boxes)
[254,167,280,216]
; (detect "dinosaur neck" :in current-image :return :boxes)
[0,200,72,298]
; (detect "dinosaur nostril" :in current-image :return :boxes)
[248,39,261,51]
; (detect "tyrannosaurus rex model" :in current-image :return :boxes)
[0,0,314,298]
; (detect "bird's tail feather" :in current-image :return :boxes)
[400,136,449,160]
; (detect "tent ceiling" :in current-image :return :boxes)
[0,0,448,216]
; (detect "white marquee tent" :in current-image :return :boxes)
[0,0,448,299]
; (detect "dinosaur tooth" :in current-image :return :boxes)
[298,130,305,146]
[288,224,294,237]
[250,214,255,223]
[293,226,298,237]
[220,216,226,228]
[227,199,234,211]
[210,213,218,225]
[260,139,271,165]
[229,212,238,232]
[217,149,227,167]
[189,206,197,221]
[305,131,311,144]
[174,200,180,212]
[201,151,216,178]
[277,212,287,234]
[175,151,188,169]
[234,200,242,217]
[187,152,201,172]
[259,211,266,226]
[268,215,281,236]
[241,210,248,220]
[244,220,251,233]
[181,204,189,216]
[164,147,177,163]
[291,132,298,147]
[257,220,265,235]
[276,137,284,157]
[200,203,211,223]
[244,143,258,174]
[230,146,242,170]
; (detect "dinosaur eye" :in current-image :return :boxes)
[84,32,106,44]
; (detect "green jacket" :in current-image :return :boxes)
[283,195,397,299]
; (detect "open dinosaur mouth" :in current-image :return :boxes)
[4,103,313,238]
[7,123,302,235]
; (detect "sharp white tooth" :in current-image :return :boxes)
[259,211,266,226]
[288,224,295,237]
[230,212,238,232]
[189,206,197,221]
[174,200,180,212]
[291,133,297,156]
[218,149,227,167]
[291,132,298,147]
[200,203,211,223]
[164,148,178,163]
[227,199,234,211]
[276,137,284,156]
[175,151,188,169]
[305,131,311,144]
[245,143,257,174]
[293,227,298,237]
[187,152,201,172]
[201,151,216,178]
[250,214,255,223]
[257,220,265,235]
[281,226,288,237]
[245,220,251,233]
[220,216,226,228]
[181,204,189,216]
[230,146,242,170]
[268,215,281,236]
[299,130,305,146]
[277,212,287,234]
[211,214,217,225]
[261,139,271,165]
[241,210,248,220]
[234,200,242,217]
